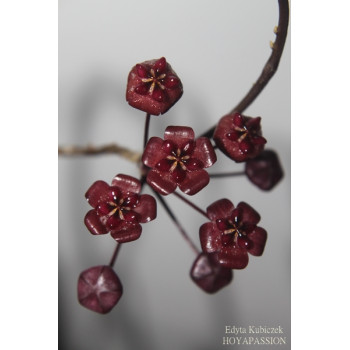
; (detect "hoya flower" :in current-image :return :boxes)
[213,112,267,162]
[84,174,157,243]
[126,57,183,115]
[199,199,267,269]
[142,126,217,195]
[190,252,233,294]
[245,149,284,190]
[78,265,123,314]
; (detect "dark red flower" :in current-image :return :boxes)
[213,112,267,162]
[126,57,183,115]
[78,265,123,314]
[245,149,284,190]
[199,199,267,269]
[142,126,217,195]
[84,174,157,243]
[190,253,233,294]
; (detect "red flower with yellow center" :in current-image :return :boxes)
[199,199,267,269]
[84,174,157,243]
[213,112,266,162]
[126,57,183,115]
[142,126,217,195]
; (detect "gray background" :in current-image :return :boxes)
[58,0,290,349]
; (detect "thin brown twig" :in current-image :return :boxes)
[153,190,200,255]
[201,0,289,139]
[58,143,141,163]
[209,171,245,178]
[172,191,208,218]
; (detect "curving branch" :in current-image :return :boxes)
[58,143,141,163]
[201,0,289,139]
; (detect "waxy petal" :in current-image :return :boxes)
[84,210,108,235]
[146,169,177,195]
[171,167,187,183]
[134,84,149,95]
[247,227,267,256]
[136,64,148,78]
[237,202,261,225]
[111,174,141,194]
[110,223,142,243]
[233,112,245,127]
[206,198,235,221]
[152,89,166,102]
[184,158,204,171]
[199,222,222,253]
[154,57,167,74]
[178,169,210,195]
[142,137,165,168]
[218,247,249,269]
[164,126,195,144]
[134,194,157,223]
[85,181,110,208]
[163,75,180,89]
[156,158,173,172]
[192,137,217,168]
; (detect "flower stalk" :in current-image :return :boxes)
[153,190,200,255]
[109,242,122,267]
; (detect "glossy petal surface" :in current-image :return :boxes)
[146,169,177,195]
[206,199,235,221]
[133,194,157,223]
[192,137,217,168]
[111,174,141,194]
[142,137,164,167]
[84,210,108,235]
[164,126,195,143]
[78,265,123,314]
[238,201,261,226]
[200,222,221,253]
[110,223,142,243]
[85,181,109,208]
[178,169,210,195]
[247,227,267,256]
[218,247,249,269]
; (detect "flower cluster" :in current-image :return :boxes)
[77,56,282,313]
